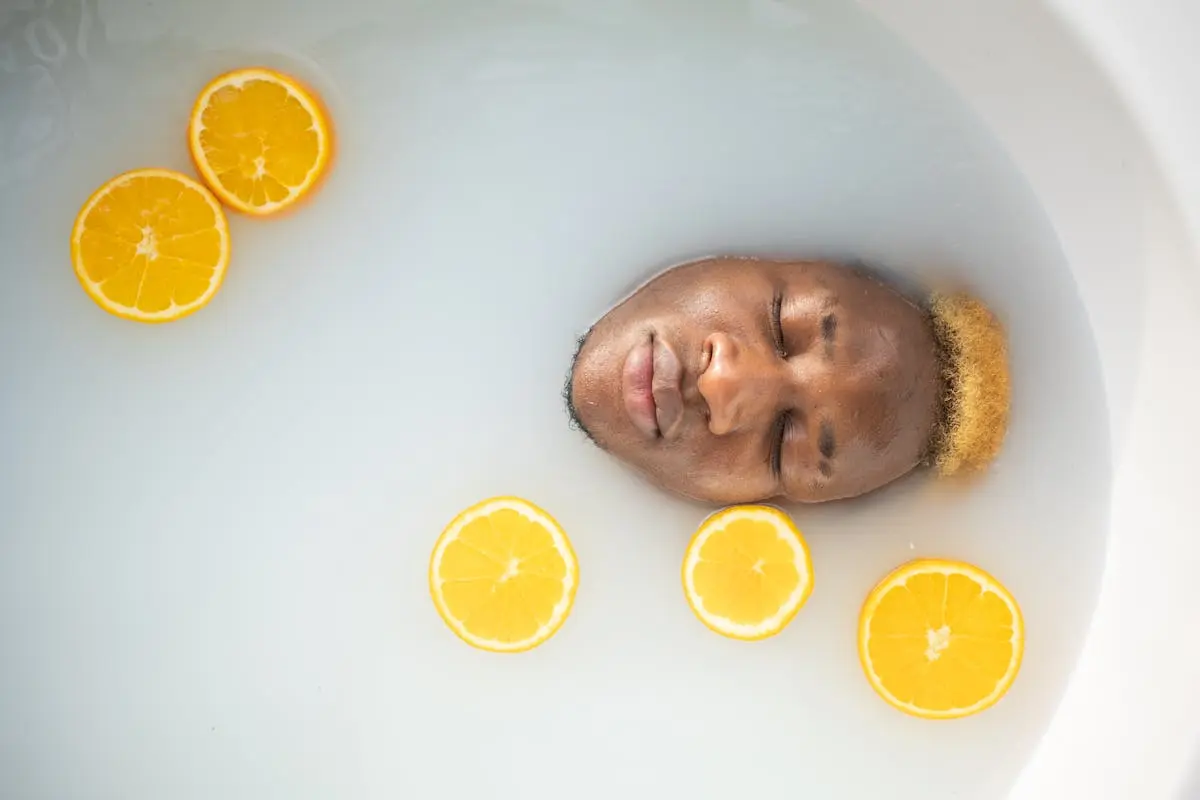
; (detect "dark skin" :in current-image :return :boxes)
[568,258,942,504]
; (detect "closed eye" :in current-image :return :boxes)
[771,291,786,357]
[769,410,792,478]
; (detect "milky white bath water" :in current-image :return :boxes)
[0,1,1109,798]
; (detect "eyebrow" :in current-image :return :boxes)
[819,310,836,362]
[818,420,836,459]
[821,313,837,342]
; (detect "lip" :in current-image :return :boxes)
[650,337,684,437]
[622,336,660,438]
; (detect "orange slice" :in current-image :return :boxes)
[682,505,814,640]
[70,168,231,323]
[429,497,579,653]
[858,559,1024,719]
[188,67,333,215]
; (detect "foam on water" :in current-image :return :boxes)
[0,1,1110,798]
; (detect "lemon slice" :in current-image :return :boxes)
[682,505,814,640]
[429,497,579,653]
[859,559,1024,719]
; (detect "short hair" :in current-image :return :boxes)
[926,293,1011,474]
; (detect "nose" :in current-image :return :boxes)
[698,332,779,435]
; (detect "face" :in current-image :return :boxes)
[568,258,942,503]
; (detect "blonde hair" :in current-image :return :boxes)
[928,293,1011,475]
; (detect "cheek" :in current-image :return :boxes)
[665,287,756,337]
[659,438,775,502]
[677,285,728,319]
[837,439,906,492]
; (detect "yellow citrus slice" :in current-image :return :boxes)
[429,497,579,653]
[858,559,1024,719]
[188,67,333,215]
[682,505,814,640]
[70,168,231,323]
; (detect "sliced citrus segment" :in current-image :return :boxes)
[429,497,579,653]
[188,67,333,215]
[70,168,231,323]
[682,505,814,640]
[858,559,1024,719]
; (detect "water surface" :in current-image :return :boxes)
[0,1,1109,797]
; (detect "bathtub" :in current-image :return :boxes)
[857,1,1200,796]
[1,0,1197,797]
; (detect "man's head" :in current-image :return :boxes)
[566,257,1009,504]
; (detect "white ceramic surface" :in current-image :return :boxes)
[0,1,1196,798]
[857,2,1200,796]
